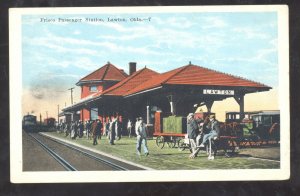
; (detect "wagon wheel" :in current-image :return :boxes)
[167,141,176,148]
[178,139,186,151]
[167,137,177,148]
[156,136,165,149]
[224,139,238,156]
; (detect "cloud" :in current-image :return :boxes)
[201,17,227,29]
[24,29,174,57]
[71,57,99,70]
[255,48,277,62]
[94,18,223,49]
[23,36,101,56]
[22,13,278,87]
[46,56,99,71]
[24,16,228,62]
[98,23,224,49]
[269,38,278,47]
[22,47,100,72]
[73,30,81,35]
[212,50,277,68]
[232,27,270,39]
[51,73,81,79]
[29,72,70,100]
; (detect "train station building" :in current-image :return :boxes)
[62,61,271,134]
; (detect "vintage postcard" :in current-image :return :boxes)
[10,5,289,183]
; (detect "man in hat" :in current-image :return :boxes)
[96,119,103,140]
[127,119,133,138]
[186,113,199,155]
[198,114,220,147]
[135,117,149,156]
[109,117,117,145]
[78,120,84,138]
[92,120,98,145]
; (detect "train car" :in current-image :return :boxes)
[22,114,37,131]
[23,115,57,132]
[23,114,37,125]
[44,118,56,127]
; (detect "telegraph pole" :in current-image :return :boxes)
[68,87,74,105]
[57,104,59,124]
[40,113,42,124]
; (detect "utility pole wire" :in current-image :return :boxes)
[68,87,74,105]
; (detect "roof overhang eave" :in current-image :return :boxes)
[124,86,163,98]
[76,79,121,86]
[246,86,272,93]
[76,80,104,86]
[62,96,103,112]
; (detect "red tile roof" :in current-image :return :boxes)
[64,63,271,112]
[125,64,269,96]
[94,67,159,96]
[124,66,185,96]
[76,62,128,85]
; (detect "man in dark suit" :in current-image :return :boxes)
[91,120,98,145]
[96,119,103,140]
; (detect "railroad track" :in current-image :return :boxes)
[27,133,130,171]
[29,133,77,171]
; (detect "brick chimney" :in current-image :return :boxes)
[129,62,136,75]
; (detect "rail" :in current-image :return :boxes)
[39,133,128,171]
[28,133,77,171]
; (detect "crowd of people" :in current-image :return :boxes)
[187,113,220,159]
[56,113,220,159]
[57,116,149,156]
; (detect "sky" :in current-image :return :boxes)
[21,11,279,121]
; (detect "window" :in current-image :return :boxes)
[262,116,272,126]
[90,86,98,92]
[272,115,280,124]
[252,116,261,127]
[90,108,98,120]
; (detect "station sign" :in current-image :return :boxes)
[203,89,234,95]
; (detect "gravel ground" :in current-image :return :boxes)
[239,146,280,160]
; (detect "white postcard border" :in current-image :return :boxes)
[9,5,290,183]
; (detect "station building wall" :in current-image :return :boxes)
[81,84,104,99]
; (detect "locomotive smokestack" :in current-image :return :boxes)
[129,62,136,75]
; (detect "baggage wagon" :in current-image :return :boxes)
[154,113,240,157]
